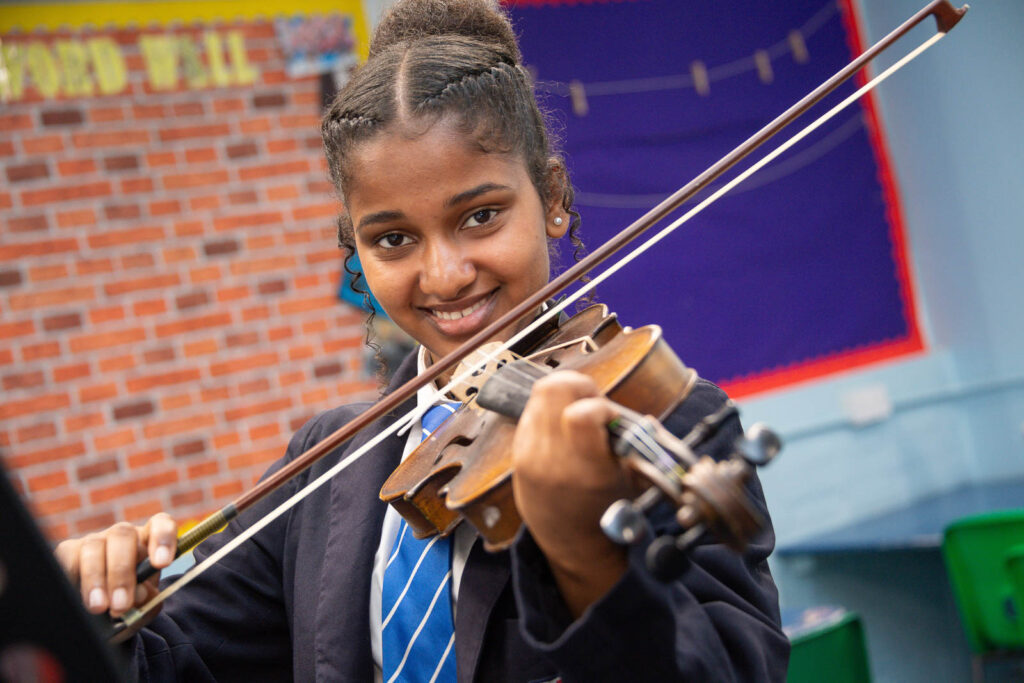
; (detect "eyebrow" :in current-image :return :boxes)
[355,210,405,232]
[445,183,512,208]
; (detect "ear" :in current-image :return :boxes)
[543,160,570,239]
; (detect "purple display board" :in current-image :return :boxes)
[506,0,923,397]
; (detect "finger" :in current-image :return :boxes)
[562,398,630,492]
[521,372,599,437]
[531,371,600,407]
[562,397,618,455]
[144,513,178,570]
[78,535,108,614]
[105,522,139,615]
[135,580,157,609]
[138,574,162,601]
[54,539,81,585]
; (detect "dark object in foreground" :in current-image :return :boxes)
[0,463,126,682]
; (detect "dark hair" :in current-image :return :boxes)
[321,0,585,368]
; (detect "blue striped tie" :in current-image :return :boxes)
[382,402,459,683]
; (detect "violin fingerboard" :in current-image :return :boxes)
[476,359,545,419]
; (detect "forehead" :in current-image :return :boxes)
[344,120,531,210]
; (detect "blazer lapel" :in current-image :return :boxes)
[455,540,511,683]
[307,350,513,682]
[313,356,418,681]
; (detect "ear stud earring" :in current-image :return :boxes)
[553,216,564,226]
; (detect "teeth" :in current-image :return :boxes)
[433,297,487,321]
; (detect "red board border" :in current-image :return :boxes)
[718,0,926,399]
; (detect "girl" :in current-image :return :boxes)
[56,0,787,679]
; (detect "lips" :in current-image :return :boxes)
[430,296,489,320]
[422,290,497,337]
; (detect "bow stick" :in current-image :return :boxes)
[112,0,968,642]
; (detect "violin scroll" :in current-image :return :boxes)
[601,413,781,581]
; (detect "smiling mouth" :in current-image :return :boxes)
[430,296,490,321]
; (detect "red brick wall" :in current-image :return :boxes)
[0,21,377,540]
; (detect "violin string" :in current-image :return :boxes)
[482,335,597,401]
[616,415,691,474]
[519,335,597,360]
[681,400,739,449]
[480,340,699,477]
[126,28,948,627]
[616,422,671,471]
[397,333,594,436]
[451,337,684,478]
[452,334,594,399]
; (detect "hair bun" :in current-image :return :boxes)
[369,0,521,63]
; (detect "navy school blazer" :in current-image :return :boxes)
[131,351,789,681]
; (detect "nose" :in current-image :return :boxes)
[419,237,475,300]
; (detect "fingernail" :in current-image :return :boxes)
[111,587,129,611]
[89,588,105,610]
[154,545,173,566]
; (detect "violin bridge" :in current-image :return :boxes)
[521,334,597,362]
[449,342,521,403]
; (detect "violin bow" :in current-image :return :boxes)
[112,0,968,641]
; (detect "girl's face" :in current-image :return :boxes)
[346,121,567,362]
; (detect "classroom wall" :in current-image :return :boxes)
[748,0,1024,544]
[0,8,377,539]
[742,1,1024,679]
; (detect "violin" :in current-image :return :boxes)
[112,0,968,642]
[380,303,779,579]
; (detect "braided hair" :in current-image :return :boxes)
[321,0,586,363]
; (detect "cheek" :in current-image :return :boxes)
[357,256,405,311]
[352,248,377,293]
[488,231,548,285]
[518,231,552,282]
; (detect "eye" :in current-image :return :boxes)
[464,209,497,228]
[375,232,412,249]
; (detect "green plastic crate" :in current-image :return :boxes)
[942,510,1024,653]
[787,611,871,683]
[1006,544,1024,626]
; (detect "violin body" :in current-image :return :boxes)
[379,304,699,551]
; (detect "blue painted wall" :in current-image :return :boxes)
[741,1,1024,679]
[366,0,1022,678]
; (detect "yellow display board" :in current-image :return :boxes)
[0,0,368,101]
[0,1,368,44]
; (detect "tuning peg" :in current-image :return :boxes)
[645,534,691,581]
[645,522,709,582]
[600,499,649,545]
[734,423,781,467]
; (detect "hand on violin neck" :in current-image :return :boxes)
[511,370,630,618]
